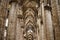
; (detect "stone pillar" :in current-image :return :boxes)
[15,4,24,40]
[41,2,47,40]
[7,2,17,40]
[44,7,54,40]
[56,0,60,30]
[37,6,42,40]
[16,18,24,40]
[0,0,8,40]
[0,6,7,40]
[51,0,60,40]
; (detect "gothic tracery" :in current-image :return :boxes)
[0,0,60,40]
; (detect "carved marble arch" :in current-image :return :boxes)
[25,22,36,30]
[23,0,38,8]
[24,8,35,18]
[25,19,34,25]
[23,24,36,40]
[26,25,35,40]
[23,7,37,40]
[25,24,36,33]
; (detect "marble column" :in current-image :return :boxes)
[7,2,17,40]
